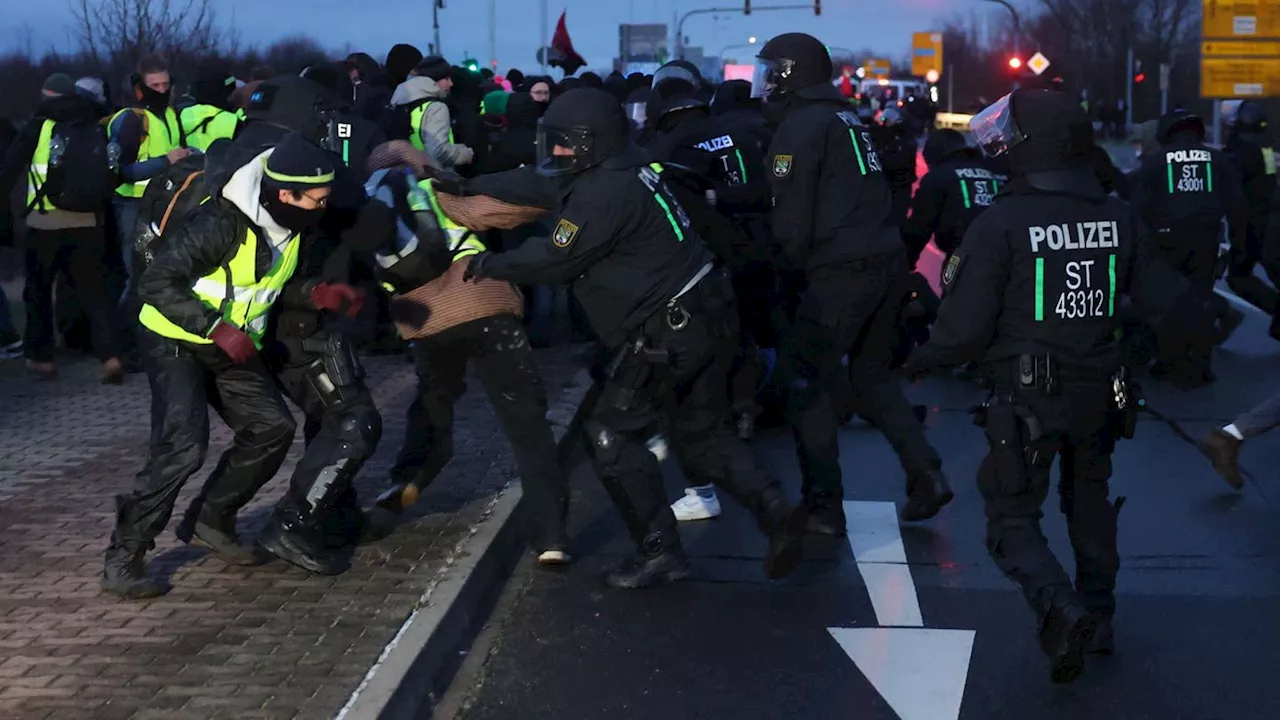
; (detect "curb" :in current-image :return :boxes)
[335,364,591,720]
[335,485,530,720]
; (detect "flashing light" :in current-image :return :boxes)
[1008,57,1022,69]
[1134,72,1146,83]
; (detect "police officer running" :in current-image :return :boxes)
[1129,109,1249,387]
[466,88,807,588]
[905,90,1198,683]
[902,128,1009,282]
[753,33,950,531]
[103,134,337,599]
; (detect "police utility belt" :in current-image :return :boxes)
[983,353,1143,441]
[600,262,719,411]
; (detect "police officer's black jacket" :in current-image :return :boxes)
[1224,132,1276,224]
[868,124,918,189]
[644,111,774,266]
[902,151,1008,263]
[1129,136,1248,246]
[765,85,904,271]
[475,147,715,348]
[138,143,312,340]
[905,173,1187,376]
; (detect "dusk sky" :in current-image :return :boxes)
[4,0,1010,73]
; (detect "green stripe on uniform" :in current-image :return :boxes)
[1166,162,1174,193]
[960,180,971,209]
[653,193,685,242]
[848,129,867,175]
[734,148,748,182]
[1035,257,1045,322]
[1207,162,1213,192]
[1108,253,1116,317]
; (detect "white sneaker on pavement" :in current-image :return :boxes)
[671,487,721,522]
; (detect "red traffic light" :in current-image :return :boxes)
[1008,57,1022,69]
[1134,72,1146,83]
[814,0,821,15]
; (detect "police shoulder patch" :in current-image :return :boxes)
[773,154,794,178]
[942,254,962,288]
[553,218,580,248]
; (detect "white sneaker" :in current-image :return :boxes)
[537,549,573,565]
[671,487,721,522]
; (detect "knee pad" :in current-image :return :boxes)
[336,405,383,456]
[583,421,622,468]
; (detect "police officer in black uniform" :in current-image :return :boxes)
[868,106,919,228]
[753,32,950,530]
[465,88,806,588]
[1130,109,1248,387]
[1223,100,1280,313]
[904,89,1198,683]
[902,128,1009,282]
[642,71,775,441]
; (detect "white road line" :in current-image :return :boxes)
[845,501,922,627]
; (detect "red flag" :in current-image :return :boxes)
[548,11,587,75]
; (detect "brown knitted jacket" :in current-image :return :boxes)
[368,140,550,339]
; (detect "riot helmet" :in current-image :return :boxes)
[922,128,973,166]
[1156,109,1206,145]
[752,32,833,102]
[877,106,905,127]
[1235,100,1267,135]
[969,89,1094,177]
[536,88,631,177]
[652,60,703,90]
[647,78,709,131]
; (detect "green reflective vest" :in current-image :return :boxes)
[407,179,485,260]
[180,105,239,152]
[409,101,455,152]
[26,120,59,212]
[112,107,183,198]
[138,226,301,348]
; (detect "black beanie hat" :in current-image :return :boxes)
[414,56,453,82]
[262,133,336,191]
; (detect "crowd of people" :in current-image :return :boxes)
[0,30,1277,688]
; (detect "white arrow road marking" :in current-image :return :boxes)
[830,501,975,720]
[828,627,976,720]
[845,501,922,627]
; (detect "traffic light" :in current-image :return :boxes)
[462,58,480,73]
[814,0,821,15]
[744,0,750,15]
[1008,56,1022,69]
[1134,72,1146,83]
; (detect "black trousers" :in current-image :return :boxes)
[111,329,297,551]
[1155,229,1219,371]
[583,271,775,547]
[270,337,381,530]
[392,314,569,549]
[977,374,1121,626]
[781,253,940,496]
[23,226,120,362]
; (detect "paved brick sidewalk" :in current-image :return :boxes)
[0,346,587,720]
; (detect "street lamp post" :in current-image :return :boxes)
[981,0,1022,59]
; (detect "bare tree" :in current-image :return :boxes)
[71,0,228,74]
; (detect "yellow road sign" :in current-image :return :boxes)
[1203,0,1280,38]
[865,58,891,77]
[911,32,943,77]
[1201,56,1280,97]
[1203,39,1280,55]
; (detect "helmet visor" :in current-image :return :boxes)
[750,58,785,99]
[626,101,647,129]
[536,122,596,177]
[652,64,699,89]
[968,93,1026,158]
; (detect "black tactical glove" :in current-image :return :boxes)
[462,252,491,282]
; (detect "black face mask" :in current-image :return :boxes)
[261,191,326,232]
[139,85,171,112]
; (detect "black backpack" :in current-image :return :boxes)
[133,153,210,267]
[27,119,116,214]
[382,98,429,142]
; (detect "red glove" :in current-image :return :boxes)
[210,323,257,365]
[310,282,365,317]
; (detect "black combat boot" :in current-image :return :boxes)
[101,544,167,600]
[179,522,262,566]
[803,490,846,535]
[900,469,955,522]
[1038,593,1097,684]
[604,531,692,589]
[754,485,808,580]
[1085,613,1114,655]
[258,507,350,576]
